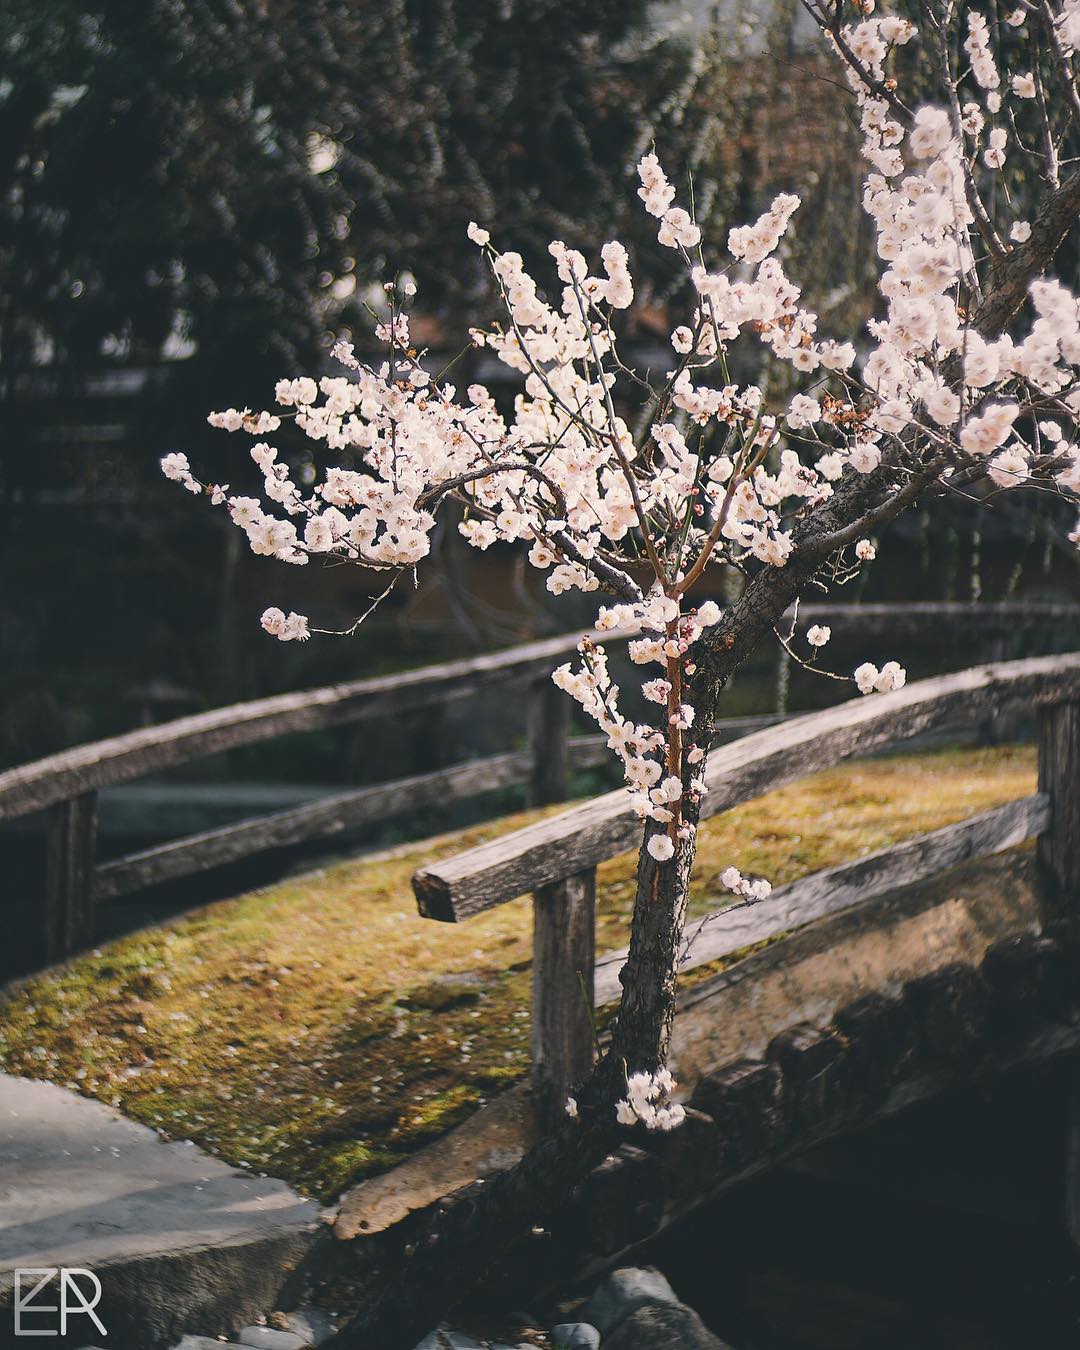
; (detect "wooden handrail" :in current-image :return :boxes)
[5,603,1076,974]
[413,651,1080,921]
[792,599,1080,638]
[4,602,1071,821]
[592,793,1051,1004]
[0,628,601,819]
[414,650,1080,1124]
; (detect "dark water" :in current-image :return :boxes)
[640,1065,1080,1349]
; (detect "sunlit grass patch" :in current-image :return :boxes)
[0,743,1035,1201]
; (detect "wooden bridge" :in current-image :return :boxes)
[324,638,1080,1311]
[411,646,1080,1124]
[0,600,1076,971]
[4,601,1080,1341]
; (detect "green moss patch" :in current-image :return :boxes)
[0,744,1034,1201]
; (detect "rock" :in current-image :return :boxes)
[281,1308,337,1346]
[174,1339,241,1349]
[551,1321,601,1349]
[412,1330,485,1349]
[236,1328,309,1350]
[602,1302,731,1349]
[578,1266,680,1336]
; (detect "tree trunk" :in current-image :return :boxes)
[328,722,710,1349]
[607,725,711,1076]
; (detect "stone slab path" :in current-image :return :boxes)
[0,1073,323,1347]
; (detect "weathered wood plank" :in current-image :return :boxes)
[414,654,1080,920]
[6,606,1074,822]
[92,751,535,900]
[0,629,613,819]
[532,868,597,1126]
[89,738,615,901]
[794,600,1080,642]
[1038,701,1080,917]
[592,794,1049,1005]
[527,676,570,807]
[44,792,98,962]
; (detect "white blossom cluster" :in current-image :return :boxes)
[162,2,1079,879]
[854,660,908,695]
[719,865,773,904]
[615,1068,686,1132]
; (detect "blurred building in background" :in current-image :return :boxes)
[1,0,1076,770]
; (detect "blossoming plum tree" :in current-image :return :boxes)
[163,1,1079,1337]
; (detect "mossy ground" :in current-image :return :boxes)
[0,743,1034,1202]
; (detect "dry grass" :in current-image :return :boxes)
[0,743,1035,1201]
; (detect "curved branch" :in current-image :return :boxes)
[973,169,1080,337]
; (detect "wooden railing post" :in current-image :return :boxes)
[531,866,596,1127]
[43,791,98,963]
[527,675,570,807]
[1038,700,1080,924]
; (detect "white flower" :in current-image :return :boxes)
[565,1097,579,1121]
[1010,220,1031,243]
[466,222,490,246]
[988,446,1029,487]
[304,515,335,552]
[925,385,961,426]
[161,452,193,483]
[855,662,880,695]
[787,394,822,430]
[647,834,675,863]
[807,624,831,648]
[983,127,1008,168]
[207,407,244,431]
[641,679,671,705]
[909,107,953,159]
[637,153,675,217]
[850,443,882,474]
[616,1068,684,1131]
[615,1099,638,1126]
[657,208,701,250]
[855,538,877,562]
[960,402,1019,455]
[1010,73,1036,98]
[671,326,695,354]
[260,608,310,642]
[459,518,498,550]
[875,660,906,692]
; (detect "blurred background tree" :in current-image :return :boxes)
[0,0,1073,768]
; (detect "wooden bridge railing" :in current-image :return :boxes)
[413,651,1080,1123]
[1,600,1076,968]
[0,629,616,963]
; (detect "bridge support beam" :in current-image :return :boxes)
[1038,700,1080,924]
[43,790,98,963]
[527,674,570,807]
[531,866,596,1127]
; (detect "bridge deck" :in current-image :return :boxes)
[0,744,1035,1206]
[334,845,1046,1239]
